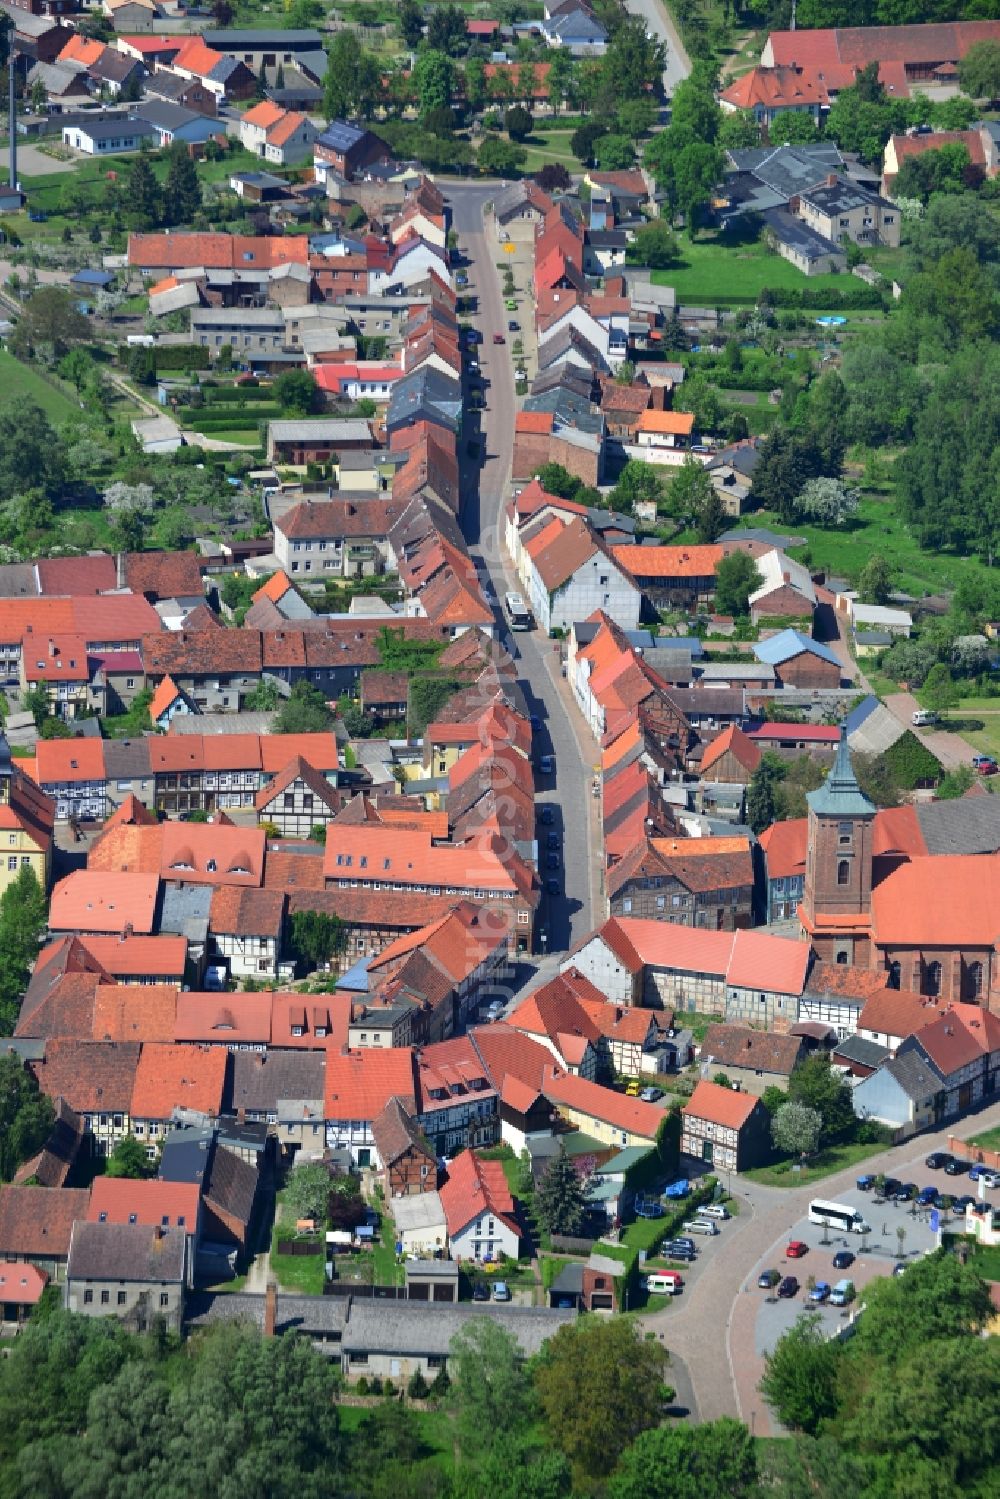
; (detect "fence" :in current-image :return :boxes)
[323,1283,409,1300]
[276,1239,323,1257]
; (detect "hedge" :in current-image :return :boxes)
[758,284,886,311]
[205,386,277,404]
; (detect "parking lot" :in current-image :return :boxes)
[749,1175,995,1360]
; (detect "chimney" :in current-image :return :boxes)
[264,1280,277,1338]
[827,172,837,187]
[117,551,126,589]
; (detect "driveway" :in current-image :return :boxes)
[640,1097,1000,1433]
[884,691,981,770]
[447,183,602,952]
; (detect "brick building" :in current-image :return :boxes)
[607,835,754,931]
[754,629,842,689]
[799,726,877,967]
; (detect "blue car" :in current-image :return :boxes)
[663,1179,689,1200]
[808,1281,831,1303]
[917,1186,938,1206]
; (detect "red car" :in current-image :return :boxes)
[786,1240,808,1258]
[492,332,505,344]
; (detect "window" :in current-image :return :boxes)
[924,960,942,998]
[7,857,15,871]
[84,1289,93,1304]
[965,961,984,1000]
[887,960,901,990]
[837,860,850,885]
[128,1213,137,1224]
[838,821,853,846]
[117,1291,127,1306]
[100,1290,110,1305]
[160,1293,169,1308]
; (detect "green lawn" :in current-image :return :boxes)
[750,495,998,598]
[520,131,584,174]
[270,1194,326,1296]
[967,1125,1000,1152]
[0,350,80,422]
[650,234,857,304]
[742,1140,884,1188]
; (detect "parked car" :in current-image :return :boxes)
[951,1194,976,1214]
[465,328,482,344]
[808,1281,831,1303]
[856,1175,876,1191]
[546,878,559,896]
[925,1152,952,1170]
[829,1278,854,1305]
[472,1282,489,1301]
[639,1086,663,1103]
[625,1079,640,1096]
[547,852,561,870]
[786,1240,808,1258]
[492,1281,511,1301]
[539,805,554,825]
[892,1262,907,1276]
[893,1182,917,1202]
[917,1186,939,1206]
[777,1276,799,1298]
[831,1250,854,1271]
[699,1204,730,1221]
[979,1169,1000,1189]
[973,754,998,775]
[664,1244,696,1262]
[880,1177,902,1197]
[546,831,560,850]
[485,1000,505,1022]
[912,709,938,726]
[508,319,520,331]
[504,298,517,311]
[758,1269,778,1288]
[492,332,505,344]
[538,754,554,775]
[944,1158,967,1176]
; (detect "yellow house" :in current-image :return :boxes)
[0,738,55,897]
[542,1068,662,1150]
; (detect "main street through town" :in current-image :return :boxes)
[449,184,601,965]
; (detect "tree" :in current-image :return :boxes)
[795,477,860,526]
[0,399,67,502]
[284,1161,332,1222]
[290,909,345,970]
[768,110,819,145]
[413,49,455,117]
[695,487,727,544]
[535,163,571,193]
[714,550,762,617]
[787,1054,854,1144]
[534,1145,587,1235]
[534,1317,667,1481]
[750,427,823,521]
[244,677,280,712]
[450,1318,535,1458]
[505,105,533,143]
[453,1434,572,1499]
[747,753,784,834]
[611,459,666,515]
[162,147,202,226]
[771,1100,822,1159]
[275,369,320,416]
[128,153,162,227]
[936,763,975,800]
[571,118,607,165]
[105,1135,155,1179]
[921,662,959,716]
[398,0,424,49]
[959,38,1000,99]
[595,134,636,171]
[426,2,466,55]
[849,1249,993,1366]
[857,552,893,605]
[536,462,585,500]
[609,1418,758,1499]
[617,96,657,139]
[0,1053,53,1178]
[626,218,680,269]
[11,287,89,360]
[760,1314,840,1434]
[674,141,724,237]
[324,30,381,121]
[718,109,761,150]
[478,136,527,176]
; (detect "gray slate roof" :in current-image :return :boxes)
[226,1051,326,1114]
[880,1049,943,1102]
[67,1220,185,1282]
[915,796,1000,855]
[185,1289,347,1335]
[832,1035,890,1069]
[341,1301,575,1357]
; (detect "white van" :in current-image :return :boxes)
[699,1204,730,1221]
[912,710,938,727]
[829,1278,855,1306]
[646,1270,683,1294]
[683,1218,719,1237]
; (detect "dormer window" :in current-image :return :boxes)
[207,859,217,873]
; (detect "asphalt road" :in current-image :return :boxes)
[623,0,692,98]
[447,184,597,954]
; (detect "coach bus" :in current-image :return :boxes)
[808,1199,871,1234]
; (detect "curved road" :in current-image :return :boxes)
[448,184,600,954]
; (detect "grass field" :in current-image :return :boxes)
[743,1140,884,1188]
[0,350,80,421]
[270,1193,326,1296]
[750,494,997,597]
[650,234,856,303]
[520,130,584,173]
[968,1125,1000,1151]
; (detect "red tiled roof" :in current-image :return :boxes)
[747,723,840,744]
[543,1067,662,1139]
[81,935,186,978]
[758,818,808,880]
[727,929,810,996]
[128,233,309,272]
[0,1264,48,1305]
[872,804,926,858]
[0,1186,91,1258]
[700,724,761,775]
[765,20,1000,70]
[92,984,179,1044]
[439,1148,521,1238]
[87,1177,200,1231]
[35,737,106,784]
[131,1043,228,1120]
[515,411,554,435]
[49,870,159,935]
[173,990,273,1046]
[871,855,1000,946]
[683,1078,760,1129]
[31,1038,141,1113]
[123,551,203,601]
[611,544,722,579]
[858,986,948,1039]
[324,1048,416,1121]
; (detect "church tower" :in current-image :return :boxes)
[799,725,876,967]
